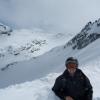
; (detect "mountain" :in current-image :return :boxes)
[0,19,100,100]
[0,23,12,35]
[0,29,74,69]
[0,33,100,100]
[65,18,100,49]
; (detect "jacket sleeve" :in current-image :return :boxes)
[84,76,93,100]
[52,76,66,100]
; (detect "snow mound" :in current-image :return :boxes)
[0,61,100,100]
[0,73,60,100]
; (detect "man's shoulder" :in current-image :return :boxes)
[77,68,87,79]
[77,68,84,74]
[56,72,66,82]
[56,74,63,80]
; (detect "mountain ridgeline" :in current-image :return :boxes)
[65,18,100,49]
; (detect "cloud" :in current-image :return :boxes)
[0,0,100,33]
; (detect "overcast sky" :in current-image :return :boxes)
[0,0,100,33]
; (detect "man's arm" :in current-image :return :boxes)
[84,76,93,100]
[52,76,66,100]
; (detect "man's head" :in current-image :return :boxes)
[65,57,78,75]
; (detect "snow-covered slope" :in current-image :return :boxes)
[0,19,100,88]
[0,36,100,100]
[0,29,74,68]
[0,33,100,88]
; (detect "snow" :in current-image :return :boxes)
[0,23,11,34]
[86,19,100,35]
[0,61,100,100]
[0,73,60,100]
[0,29,74,68]
[0,37,100,88]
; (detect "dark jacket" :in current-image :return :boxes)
[52,69,93,100]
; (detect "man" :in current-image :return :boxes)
[52,57,93,100]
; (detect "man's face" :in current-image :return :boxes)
[67,63,77,75]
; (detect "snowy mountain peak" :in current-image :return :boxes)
[81,18,100,33]
[0,23,12,36]
[65,19,100,49]
[81,21,92,33]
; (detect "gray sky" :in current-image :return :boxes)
[0,0,100,33]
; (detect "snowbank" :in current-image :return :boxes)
[0,73,60,100]
[0,70,100,100]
